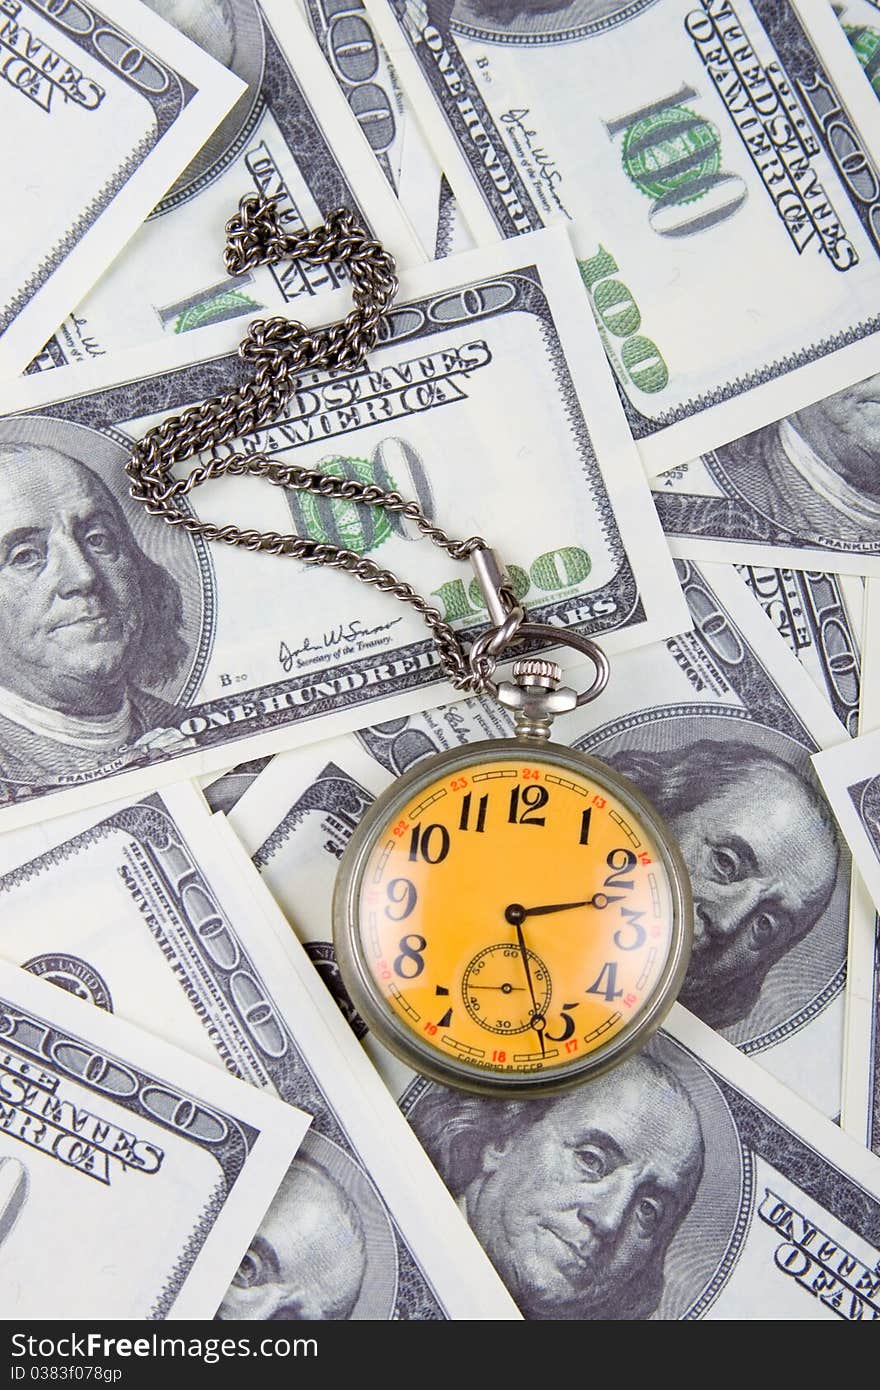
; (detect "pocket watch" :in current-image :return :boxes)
[333,611,692,1097]
[127,197,693,1097]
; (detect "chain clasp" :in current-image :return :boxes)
[468,546,611,732]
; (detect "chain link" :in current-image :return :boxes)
[125,197,515,693]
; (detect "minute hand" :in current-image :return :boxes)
[506,895,624,924]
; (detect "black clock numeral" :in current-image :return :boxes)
[579,808,592,845]
[459,791,489,833]
[545,1002,579,1042]
[614,906,647,951]
[508,784,549,825]
[408,822,450,864]
[585,962,623,1002]
[604,847,638,889]
[393,933,427,979]
[385,877,417,921]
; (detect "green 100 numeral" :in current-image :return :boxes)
[431,546,591,622]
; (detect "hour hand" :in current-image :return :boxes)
[505,894,624,924]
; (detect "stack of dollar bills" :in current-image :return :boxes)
[2,0,880,1322]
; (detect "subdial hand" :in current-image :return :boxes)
[468,983,527,992]
[514,922,546,1058]
[505,894,625,924]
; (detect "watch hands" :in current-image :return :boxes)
[469,983,527,992]
[513,921,546,1059]
[505,894,624,924]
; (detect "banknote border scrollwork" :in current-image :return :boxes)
[149,1180,227,1319]
[0,259,646,806]
[0,795,445,1318]
[850,774,880,850]
[399,1046,755,1321]
[2,142,152,335]
[154,4,372,226]
[736,567,862,735]
[3,0,196,332]
[620,322,880,439]
[679,1083,753,1320]
[716,1066,880,1247]
[656,451,880,559]
[447,0,661,45]
[151,0,266,213]
[389,0,880,440]
[0,993,258,1174]
[253,761,375,871]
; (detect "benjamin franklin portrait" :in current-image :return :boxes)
[0,420,204,794]
[218,1152,369,1320]
[407,1051,705,1319]
[603,738,842,1032]
[217,1136,399,1320]
[710,372,880,550]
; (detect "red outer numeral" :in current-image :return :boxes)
[450,776,468,790]
[565,1039,579,1054]
[522,768,541,780]
[623,992,637,1008]
[592,794,607,808]
[392,819,408,838]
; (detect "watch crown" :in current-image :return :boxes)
[511,657,563,690]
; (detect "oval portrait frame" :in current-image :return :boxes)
[402,1036,751,1321]
[447,0,659,47]
[294,1130,400,1320]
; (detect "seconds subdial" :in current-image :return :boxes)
[462,943,552,1035]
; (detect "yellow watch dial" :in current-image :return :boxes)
[339,743,690,1092]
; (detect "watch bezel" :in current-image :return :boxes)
[333,737,693,1097]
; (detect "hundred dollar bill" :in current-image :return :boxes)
[735,565,863,735]
[839,873,880,1148]
[365,0,880,473]
[0,959,309,1319]
[859,577,880,732]
[27,0,423,374]
[203,755,273,816]
[838,592,880,1147]
[231,562,852,1116]
[838,0,880,100]
[653,371,880,577]
[0,231,687,832]
[813,726,880,918]
[0,784,520,1319]
[0,0,244,378]
[393,1005,880,1319]
[298,0,474,259]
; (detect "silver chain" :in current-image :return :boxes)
[126,197,521,693]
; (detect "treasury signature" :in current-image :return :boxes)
[500,108,570,219]
[279,617,404,672]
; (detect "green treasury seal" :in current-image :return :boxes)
[622,106,721,204]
